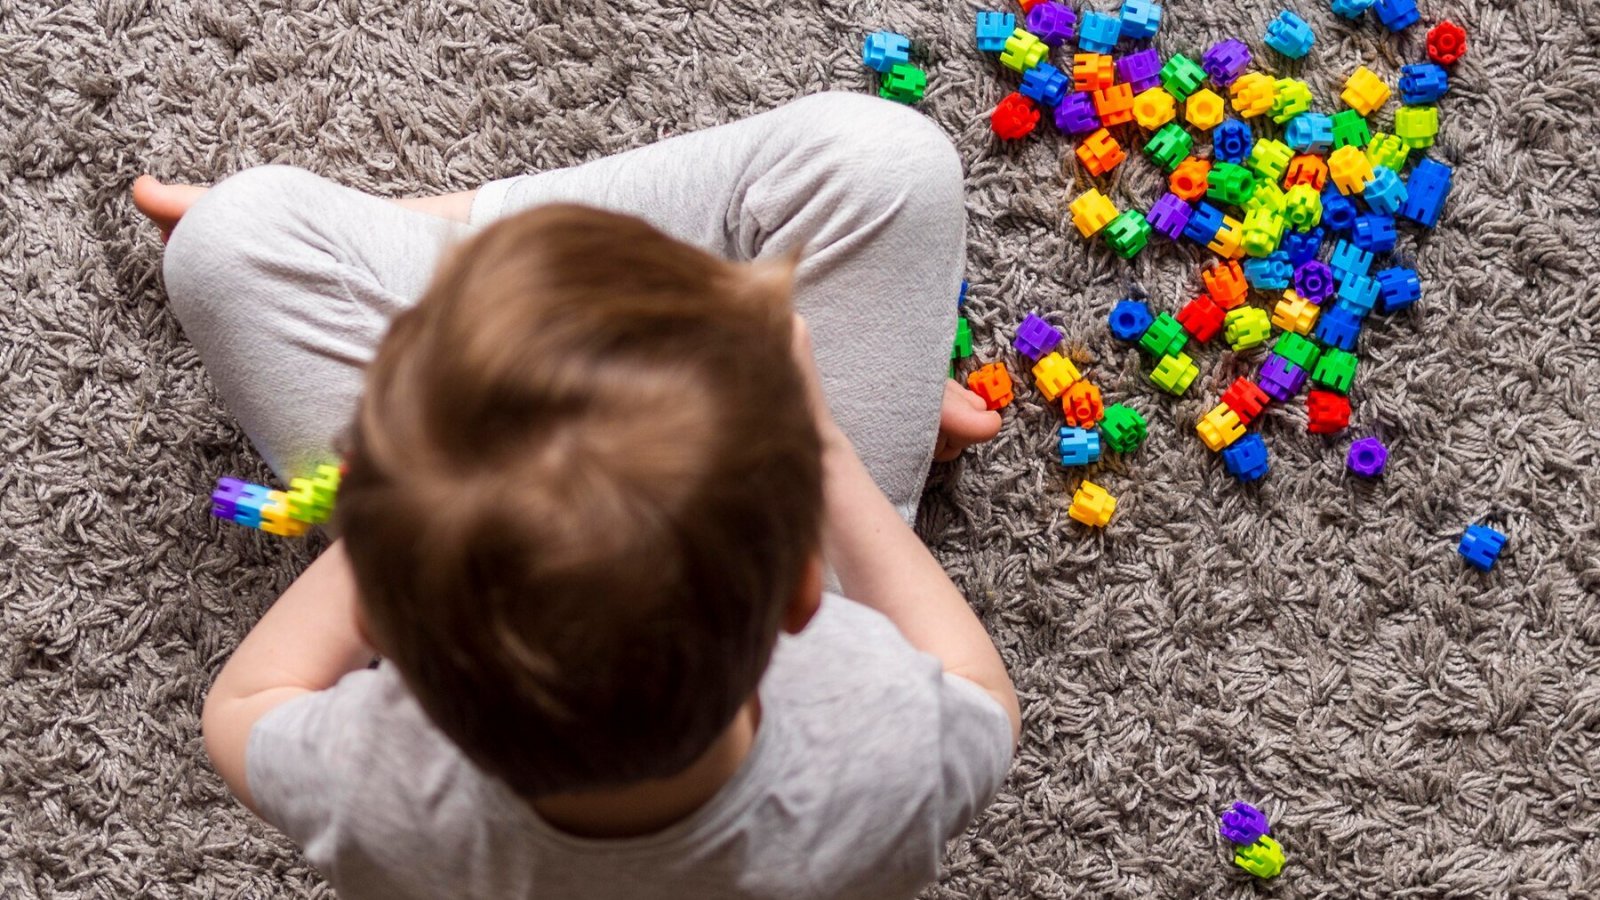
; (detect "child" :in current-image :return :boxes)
[135,92,1019,898]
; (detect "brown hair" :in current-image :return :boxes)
[338,205,821,797]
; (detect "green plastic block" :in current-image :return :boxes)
[1099,404,1148,454]
[1247,138,1294,184]
[1394,105,1439,149]
[1331,109,1371,149]
[1159,54,1207,101]
[1240,209,1284,258]
[1207,162,1256,207]
[1273,331,1322,371]
[1246,181,1286,216]
[951,317,972,359]
[1144,123,1193,172]
[1311,347,1359,393]
[1223,306,1272,350]
[1235,835,1286,879]
[1365,132,1410,171]
[1150,352,1199,395]
[879,63,927,104]
[1270,79,1314,124]
[999,29,1048,73]
[1139,311,1188,357]
[1283,184,1322,230]
[1103,209,1152,259]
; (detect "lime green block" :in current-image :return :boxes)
[1246,181,1286,216]
[1224,306,1272,350]
[1150,352,1199,395]
[1283,184,1322,230]
[1240,209,1284,258]
[1365,132,1410,171]
[1247,138,1294,184]
[1099,404,1148,454]
[1394,105,1439,149]
[1270,79,1314,124]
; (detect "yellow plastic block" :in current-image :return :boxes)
[1229,72,1277,118]
[1031,352,1082,401]
[1070,188,1118,238]
[1272,290,1321,335]
[1132,87,1177,130]
[260,490,311,537]
[1207,216,1244,258]
[1185,88,1225,130]
[1196,403,1247,451]
[1341,66,1391,116]
[1328,145,1375,196]
[1068,480,1117,527]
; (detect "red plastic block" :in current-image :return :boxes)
[1284,154,1329,190]
[1062,380,1105,427]
[991,92,1041,140]
[1170,158,1211,201]
[1019,0,1050,12]
[1427,20,1466,65]
[1076,128,1126,175]
[1203,260,1249,309]
[1306,390,1351,434]
[1220,377,1270,425]
[1094,83,1135,126]
[967,362,1014,410]
[1176,295,1226,342]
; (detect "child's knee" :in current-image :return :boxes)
[786,93,963,224]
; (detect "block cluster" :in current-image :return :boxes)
[1220,802,1285,879]
[211,463,343,538]
[862,30,927,104]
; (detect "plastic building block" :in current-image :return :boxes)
[1365,132,1410,171]
[1150,352,1199,395]
[1222,432,1270,482]
[1020,62,1070,106]
[1321,186,1358,233]
[967,362,1015,410]
[1077,128,1127,175]
[1203,259,1248,310]
[1158,53,1207,101]
[1014,313,1065,359]
[1177,294,1227,342]
[1282,183,1322,230]
[285,464,342,524]
[1374,0,1419,31]
[1342,66,1391,115]
[1328,145,1374,196]
[1330,109,1371,149]
[1286,113,1333,152]
[1247,138,1294,184]
[879,64,927,104]
[1208,215,1245,259]
[1118,0,1162,39]
[1025,2,1076,46]
[1229,72,1277,118]
[1224,306,1272,351]
[1399,62,1449,105]
[1375,266,1422,313]
[862,31,911,73]
[1183,201,1225,245]
[1119,48,1164,93]
[1094,83,1136,126]
[1394,105,1439,149]
[1328,240,1374,283]
[1220,377,1271,425]
[1258,353,1307,401]
[230,482,272,528]
[1243,254,1293,290]
[1347,436,1388,477]
[1139,311,1188,357]
[1055,92,1102,134]
[1170,158,1211,201]
[1428,20,1467,65]
[1270,79,1314,124]
[1459,524,1507,571]
[1032,352,1082,401]
[1331,0,1375,17]
[1306,389,1351,433]
[1196,403,1247,451]
[1100,404,1148,453]
[1063,380,1105,427]
[1057,426,1103,466]
[1109,299,1155,342]
[1401,158,1453,227]
[1273,330,1323,372]
[1246,181,1285,217]
[1147,192,1193,239]
[1103,208,1152,258]
[260,490,311,537]
[1201,38,1251,85]
[1280,228,1324,266]
[1311,347,1358,393]
[953,317,974,360]
[1352,214,1397,254]
[1072,53,1116,91]
[1068,480,1117,526]
[1070,188,1118,237]
[1312,304,1362,351]
[992,93,1040,139]
[1185,88,1225,130]
[1235,836,1285,879]
[1207,162,1256,207]
[975,11,1018,52]
[1131,87,1177,129]
[1294,260,1334,305]
[211,477,248,521]
[1212,119,1254,165]
[1078,10,1121,52]
[1000,28,1050,72]
[1221,802,1272,845]
[1240,209,1285,258]
[1144,123,1192,172]
[1337,274,1381,318]
[1018,0,1049,12]
[1272,289,1321,334]
[1264,11,1314,58]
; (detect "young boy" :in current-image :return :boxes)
[135,92,1019,898]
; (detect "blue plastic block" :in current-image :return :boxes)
[1459,524,1507,572]
[1399,62,1450,105]
[1286,112,1333,152]
[1321,187,1359,234]
[1328,239,1375,282]
[1281,228,1325,266]
[1213,119,1255,165]
[975,12,1017,52]
[1119,0,1162,39]
[1109,299,1156,341]
[1401,159,1453,228]
[1222,432,1270,482]
[1079,10,1122,52]
[1352,214,1398,254]
[1364,166,1408,216]
[1336,274,1381,316]
[1313,304,1363,351]
[1020,62,1070,106]
[1374,267,1421,313]
[1058,426,1103,466]
[958,280,969,308]
[1375,0,1420,30]
[862,31,912,73]
[1330,0,1375,18]
[1264,11,1315,58]
[1220,802,1272,846]
[1184,202,1226,245]
[1243,253,1294,290]
[233,483,273,528]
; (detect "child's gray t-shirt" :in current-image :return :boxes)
[246,593,1014,899]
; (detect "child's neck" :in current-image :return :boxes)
[530,695,761,839]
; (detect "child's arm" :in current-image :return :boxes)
[201,540,375,815]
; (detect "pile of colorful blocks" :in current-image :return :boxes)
[211,463,343,538]
[1220,801,1285,879]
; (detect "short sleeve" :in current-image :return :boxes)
[935,673,1015,841]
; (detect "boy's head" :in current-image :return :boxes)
[338,205,823,798]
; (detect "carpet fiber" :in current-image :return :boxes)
[2,0,1599,896]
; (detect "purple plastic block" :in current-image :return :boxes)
[211,477,247,520]
[1258,353,1307,401]
[1201,38,1251,85]
[1013,313,1064,360]
[1117,48,1163,93]
[1146,193,1192,239]
[1294,261,1335,305]
[1053,92,1101,135]
[1347,437,1388,477]
[1220,802,1271,845]
[1026,2,1077,46]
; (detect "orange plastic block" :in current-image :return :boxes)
[1068,480,1117,527]
[1169,158,1211,201]
[1341,66,1391,116]
[1031,352,1081,402]
[1093,83,1135,126]
[1070,188,1118,237]
[1018,0,1049,11]
[1203,260,1249,310]
[1072,53,1116,92]
[1283,154,1329,190]
[1328,145,1375,196]
[1230,72,1277,118]
[1196,403,1247,451]
[966,362,1014,410]
[1208,217,1244,258]
[1076,128,1126,176]
[1062,380,1105,427]
[1132,87,1177,130]
[1185,88,1226,130]
[1272,289,1321,335]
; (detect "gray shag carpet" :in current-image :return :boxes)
[2,0,1599,896]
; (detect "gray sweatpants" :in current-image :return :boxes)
[162,92,966,518]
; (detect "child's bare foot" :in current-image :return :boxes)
[132,175,209,243]
[934,379,1002,462]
